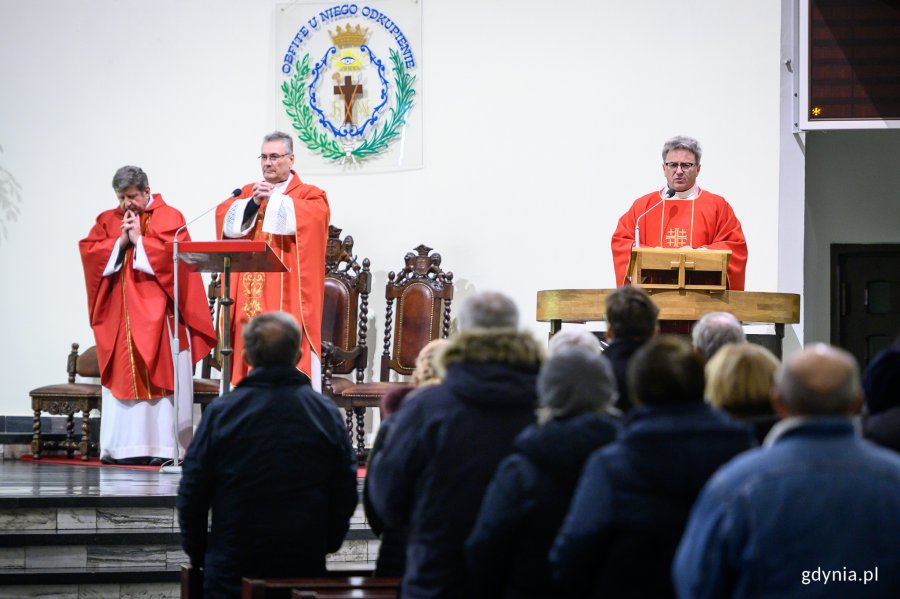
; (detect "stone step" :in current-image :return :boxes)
[0,460,378,592]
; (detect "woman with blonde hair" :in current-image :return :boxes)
[705,342,780,442]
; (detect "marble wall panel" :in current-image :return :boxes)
[119,583,178,599]
[349,503,367,529]
[367,539,381,561]
[25,545,87,569]
[165,546,188,568]
[0,546,25,569]
[0,508,56,530]
[86,546,167,569]
[77,584,120,599]
[96,508,174,529]
[0,587,78,599]
[327,539,368,562]
[58,507,97,530]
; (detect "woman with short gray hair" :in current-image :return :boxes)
[466,348,620,598]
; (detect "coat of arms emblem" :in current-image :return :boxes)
[280,8,417,167]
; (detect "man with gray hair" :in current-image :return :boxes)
[674,343,900,597]
[216,131,330,391]
[692,310,746,360]
[611,135,748,290]
[178,312,357,598]
[80,165,216,465]
[548,329,603,356]
[368,291,544,598]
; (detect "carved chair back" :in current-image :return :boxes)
[381,244,453,380]
[70,344,100,381]
[322,225,371,386]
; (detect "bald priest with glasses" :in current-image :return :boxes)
[215,131,330,390]
[610,135,748,290]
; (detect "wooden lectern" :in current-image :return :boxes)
[168,240,288,394]
[536,288,800,357]
[628,247,731,291]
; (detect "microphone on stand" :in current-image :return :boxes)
[634,188,676,248]
[162,187,242,474]
[175,188,242,242]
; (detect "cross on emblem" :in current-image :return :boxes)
[333,75,363,125]
[665,227,688,247]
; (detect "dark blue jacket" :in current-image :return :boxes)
[466,412,620,598]
[550,403,755,599]
[367,330,543,599]
[603,338,645,413]
[675,418,900,598]
[177,366,358,598]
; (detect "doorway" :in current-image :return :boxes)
[831,244,900,369]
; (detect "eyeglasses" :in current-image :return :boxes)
[259,153,292,162]
[664,162,696,170]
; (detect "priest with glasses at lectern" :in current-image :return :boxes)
[610,135,748,291]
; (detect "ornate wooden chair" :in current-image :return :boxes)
[320,225,372,435]
[29,342,101,460]
[339,244,453,458]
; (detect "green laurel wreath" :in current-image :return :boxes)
[281,49,417,161]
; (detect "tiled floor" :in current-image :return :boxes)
[0,460,181,505]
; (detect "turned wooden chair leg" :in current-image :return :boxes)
[345,408,354,439]
[80,408,91,461]
[355,407,367,462]
[32,408,42,460]
[65,412,76,459]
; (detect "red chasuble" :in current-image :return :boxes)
[214,172,330,386]
[79,195,217,399]
[611,189,748,290]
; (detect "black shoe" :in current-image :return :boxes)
[147,457,169,467]
[100,456,119,465]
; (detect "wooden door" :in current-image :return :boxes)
[832,244,900,369]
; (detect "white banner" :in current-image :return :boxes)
[275,1,423,174]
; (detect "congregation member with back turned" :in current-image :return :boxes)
[674,343,900,598]
[550,335,754,598]
[466,347,620,598]
[367,291,543,598]
[177,312,357,598]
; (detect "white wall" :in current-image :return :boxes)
[803,130,900,343]
[778,0,805,355]
[0,0,781,415]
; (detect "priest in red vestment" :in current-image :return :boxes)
[215,132,330,390]
[611,136,748,290]
[80,166,216,465]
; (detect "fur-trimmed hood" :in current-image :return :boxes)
[431,329,544,411]
[439,329,545,369]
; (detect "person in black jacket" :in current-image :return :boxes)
[466,347,620,598]
[177,312,358,598]
[363,337,450,577]
[366,291,543,599]
[550,335,755,599]
[862,343,900,453]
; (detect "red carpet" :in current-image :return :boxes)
[20,454,161,470]
[21,454,369,477]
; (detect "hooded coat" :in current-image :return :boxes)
[366,329,543,599]
[466,412,620,598]
[550,403,755,598]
